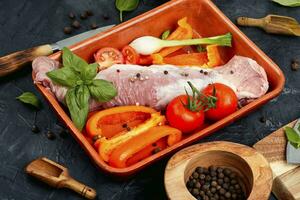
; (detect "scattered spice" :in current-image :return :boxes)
[136,73,141,78]
[80,12,88,20]
[59,129,68,138]
[164,70,168,75]
[63,27,72,34]
[31,125,40,133]
[68,12,76,19]
[184,73,189,77]
[46,130,56,140]
[90,22,98,30]
[72,20,81,29]
[116,69,120,73]
[86,10,94,16]
[204,71,208,75]
[291,59,299,71]
[186,165,246,200]
[230,70,234,74]
[200,70,203,73]
[259,116,266,123]
[122,123,128,128]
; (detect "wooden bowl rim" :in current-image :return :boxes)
[164,141,273,200]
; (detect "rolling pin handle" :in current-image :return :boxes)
[63,178,97,200]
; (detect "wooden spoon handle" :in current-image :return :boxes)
[237,17,265,28]
[63,178,97,200]
[0,44,53,77]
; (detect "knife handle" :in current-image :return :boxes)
[273,166,300,200]
[0,44,53,77]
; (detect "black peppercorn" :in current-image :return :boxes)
[218,173,224,178]
[90,22,98,30]
[136,73,141,78]
[63,27,72,34]
[196,167,204,174]
[80,12,88,20]
[102,13,110,20]
[86,10,93,16]
[211,181,218,187]
[59,129,68,138]
[192,172,199,179]
[68,12,75,19]
[116,69,120,73]
[72,20,81,29]
[46,130,56,140]
[259,116,266,123]
[204,71,208,75]
[200,174,206,180]
[31,125,40,133]
[225,192,231,198]
[200,70,203,73]
[291,59,299,71]
[164,70,168,75]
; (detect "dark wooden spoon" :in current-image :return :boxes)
[25,157,97,199]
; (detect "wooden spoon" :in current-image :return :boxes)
[25,157,97,199]
[237,15,300,36]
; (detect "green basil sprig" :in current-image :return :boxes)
[16,92,41,109]
[284,127,300,149]
[47,47,117,131]
[115,0,139,22]
[161,30,171,40]
[272,0,300,7]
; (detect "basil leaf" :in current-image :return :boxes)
[88,79,117,102]
[196,45,206,52]
[47,67,79,87]
[161,30,170,40]
[272,0,300,7]
[298,124,300,132]
[65,85,90,131]
[115,0,139,22]
[284,127,300,149]
[62,47,89,73]
[82,63,98,82]
[16,92,41,109]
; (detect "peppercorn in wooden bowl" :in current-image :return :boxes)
[164,141,273,200]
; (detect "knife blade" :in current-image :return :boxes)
[286,118,300,164]
[0,24,115,77]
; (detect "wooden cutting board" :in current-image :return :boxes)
[254,120,300,200]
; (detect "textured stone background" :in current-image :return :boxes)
[0,0,299,199]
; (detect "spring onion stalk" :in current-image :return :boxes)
[129,33,232,55]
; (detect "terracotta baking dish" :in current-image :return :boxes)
[33,0,284,177]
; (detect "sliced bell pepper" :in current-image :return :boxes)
[108,126,182,168]
[138,55,153,65]
[99,112,166,162]
[206,45,226,67]
[152,52,208,66]
[126,138,167,166]
[157,17,193,58]
[86,106,156,140]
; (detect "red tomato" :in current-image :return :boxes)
[122,45,140,64]
[94,47,124,68]
[138,55,153,65]
[202,83,238,121]
[166,95,205,133]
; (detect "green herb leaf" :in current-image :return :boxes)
[16,92,41,109]
[62,47,89,73]
[82,63,98,82]
[115,0,139,22]
[161,30,171,40]
[298,123,300,132]
[65,85,90,131]
[88,79,117,102]
[272,0,300,7]
[284,127,300,149]
[47,67,79,87]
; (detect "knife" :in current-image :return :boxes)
[0,24,115,77]
[287,119,300,164]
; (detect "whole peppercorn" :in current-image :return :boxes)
[291,59,300,71]
[224,168,232,176]
[200,174,206,180]
[192,188,200,196]
[31,125,40,133]
[224,177,230,183]
[225,192,231,198]
[217,167,223,173]
[211,181,218,187]
[80,12,88,20]
[72,20,81,29]
[192,172,199,179]
[46,130,56,140]
[63,27,72,34]
[196,167,204,174]
[218,173,225,179]
[68,12,75,19]
[195,182,201,189]
[219,188,226,195]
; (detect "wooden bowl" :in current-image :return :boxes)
[33,0,284,177]
[164,141,273,200]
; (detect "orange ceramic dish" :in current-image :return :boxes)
[32,0,284,177]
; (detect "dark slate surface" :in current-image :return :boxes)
[0,0,299,199]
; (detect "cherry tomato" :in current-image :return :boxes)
[166,95,205,133]
[122,45,140,64]
[202,83,238,121]
[94,47,124,68]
